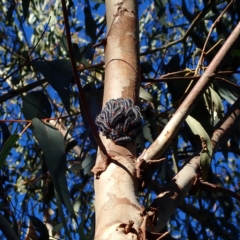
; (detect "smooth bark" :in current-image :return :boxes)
[94,0,141,239]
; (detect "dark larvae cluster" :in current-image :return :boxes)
[95,98,142,145]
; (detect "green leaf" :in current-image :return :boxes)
[217,85,238,104]
[140,87,154,102]
[22,0,31,22]
[135,131,147,152]
[203,87,224,120]
[28,215,49,240]
[182,0,194,22]
[58,32,91,65]
[84,0,97,42]
[0,134,19,169]
[32,59,72,113]
[55,190,72,240]
[11,76,21,85]
[0,122,10,151]
[231,49,240,57]
[82,155,95,175]
[142,123,154,143]
[214,81,240,104]
[78,213,95,240]
[140,62,154,75]
[22,91,52,120]
[51,222,63,236]
[185,115,213,180]
[153,0,167,19]
[72,43,92,66]
[187,224,198,239]
[81,86,103,147]
[6,1,15,25]
[32,118,76,220]
[0,213,18,240]
[164,54,180,73]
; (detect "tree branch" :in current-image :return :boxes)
[61,0,109,161]
[141,21,240,162]
[145,21,240,232]
[211,96,240,153]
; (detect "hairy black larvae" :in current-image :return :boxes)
[95,98,142,145]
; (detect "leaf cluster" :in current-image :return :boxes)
[0,0,240,239]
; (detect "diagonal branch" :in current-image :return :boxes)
[140,10,203,56]
[149,93,240,231]
[146,21,240,232]
[211,96,240,153]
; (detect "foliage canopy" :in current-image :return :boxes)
[0,0,240,239]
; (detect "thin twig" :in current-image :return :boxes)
[143,75,240,88]
[0,61,104,104]
[195,0,234,74]
[140,11,203,56]
[1,17,51,83]
[0,113,79,123]
[198,178,240,201]
[20,122,32,136]
[61,0,109,160]
[0,79,48,104]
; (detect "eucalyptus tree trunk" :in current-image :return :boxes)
[94,0,142,239]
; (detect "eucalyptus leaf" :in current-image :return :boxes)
[153,0,167,19]
[142,123,154,143]
[214,81,240,104]
[32,59,72,113]
[203,87,224,120]
[82,155,95,175]
[217,86,238,104]
[0,213,18,240]
[0,122,10,151]
[0,134,19,169]
[185,115,213,180]
[84,0,97,42]
[81,86,103,147]
[55,189,72,240]
[28,215,49,240]
[140,87,154,102]
[22,91,52,120]
[22,0,31,22]
[32,118,76,220]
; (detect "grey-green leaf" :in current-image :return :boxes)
[32,118,76,219]
[82,155,95,175]
[142,123,154,143]
[81,87,103,147]
[32,59,73,113]
[0,122,10,151]
[22,91,52,120]
[153,0,167,19]
[28,215,49,240]
[0,213,18,240]
[55,190,72,240]
[203,87,224,120]
[140,87,154,102]
[22,0,31,22]
[0,134,19,169]
[214,81,239,105]
[185,115,213,180]
[84,0,97,42]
